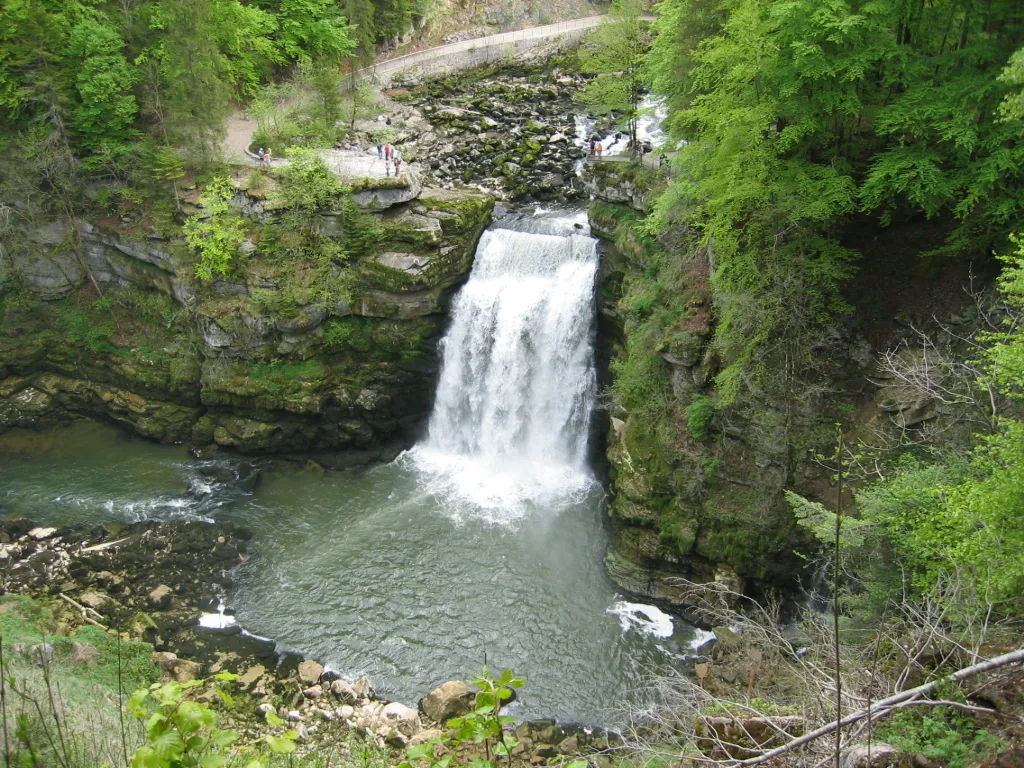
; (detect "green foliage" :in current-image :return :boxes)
[322,317,430,360]
[184,177,250,281]
[277,0,356,62]
[299,57,345,143]
[685,394,714,441]
[249,358,327,394]
[577,0,649,150]
[127,676,250,768]
[400,667,525,768]
[67,19,139,168]
[881,697,1003,768]
[57,300,119,354]
[647,0,1024,404]
[279,148,344,212]
[210,0,283,98]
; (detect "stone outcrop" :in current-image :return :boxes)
[420,680,475,723]
[0,170,494,456]
[591,202,801,609]
[392,66,590,201]
[581,161,652,211]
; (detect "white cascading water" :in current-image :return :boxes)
[404,210,600,523]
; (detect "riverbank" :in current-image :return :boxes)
[0,514,628,763]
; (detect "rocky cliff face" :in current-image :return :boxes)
[0,172,493,459]
[588,169,995,610]
[592,198,798,611]
[391,64,592,201]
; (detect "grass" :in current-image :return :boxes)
[0,595,159,768]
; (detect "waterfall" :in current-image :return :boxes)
[404,210,600,523]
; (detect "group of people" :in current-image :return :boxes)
[256,147,273,165]
[588,138,604,157]
[376,143,403,176]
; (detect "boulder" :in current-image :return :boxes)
[78,591,110,610]
[148,585,173,609]
[71,642,99,667]
[352,676,373,699]
[331,679,358,703]
[298,660,324,685]
[30,643,54,665]
[421,680,475,724]
[384,701,421,736]
[841,743,898,768]
[303,685,324,699]
[171,659,201,683]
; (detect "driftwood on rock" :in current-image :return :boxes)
[727,648,1024,766]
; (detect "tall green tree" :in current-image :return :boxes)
[138,0,232,152]
[577,0,649,152]
[67,19,139,168]
[372,0,411,42]
[646,0,1024,404]
[276,0,355,62]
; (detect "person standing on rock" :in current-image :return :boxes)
[377,143,383,159]
[589,138,596,157]
[384,144,392,162]
[394,156,402,176]
[257,147,265,163]
[597,143,603,157]
[263,149,272,166]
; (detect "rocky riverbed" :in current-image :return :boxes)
[0,515,622,762]
[388,65,597,201]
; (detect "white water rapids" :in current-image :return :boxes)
[405,210,600,523]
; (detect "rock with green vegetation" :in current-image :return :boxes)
[592,200,803,607]
[0,169,494,455]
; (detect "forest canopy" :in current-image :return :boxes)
[646,0,1024,402]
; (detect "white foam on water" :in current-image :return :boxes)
[607,600,675,639]
[688,628,717,650]
[198,611,237,629]
[574,95,669,157]
[405,215,600,524]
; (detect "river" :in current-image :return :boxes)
[0,209,704,723]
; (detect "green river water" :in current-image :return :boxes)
[0,421,706,723]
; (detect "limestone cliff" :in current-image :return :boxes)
[0,170,493,459]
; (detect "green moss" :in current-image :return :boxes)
[248,359,326,394]
[322,316,435,362]
[0,596,160,694]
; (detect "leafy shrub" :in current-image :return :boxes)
[184,177,249,281]
[686,394,714,441]
[881,703,1002,768]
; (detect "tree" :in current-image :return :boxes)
[644,0,1024,404]
[372,0,411,42]
[577,0,649,153]
[184,177,249,280]
[210,0,282,98]
[138,0,233,153]
[67,19,138,168]
[276,0,355,62]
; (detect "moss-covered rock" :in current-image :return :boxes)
[0,175,493,455]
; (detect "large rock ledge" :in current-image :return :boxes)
[0,178,494,455]
[0,517,621,757]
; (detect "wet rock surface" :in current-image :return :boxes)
[0,516,620,760]
[392,65,594,201]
